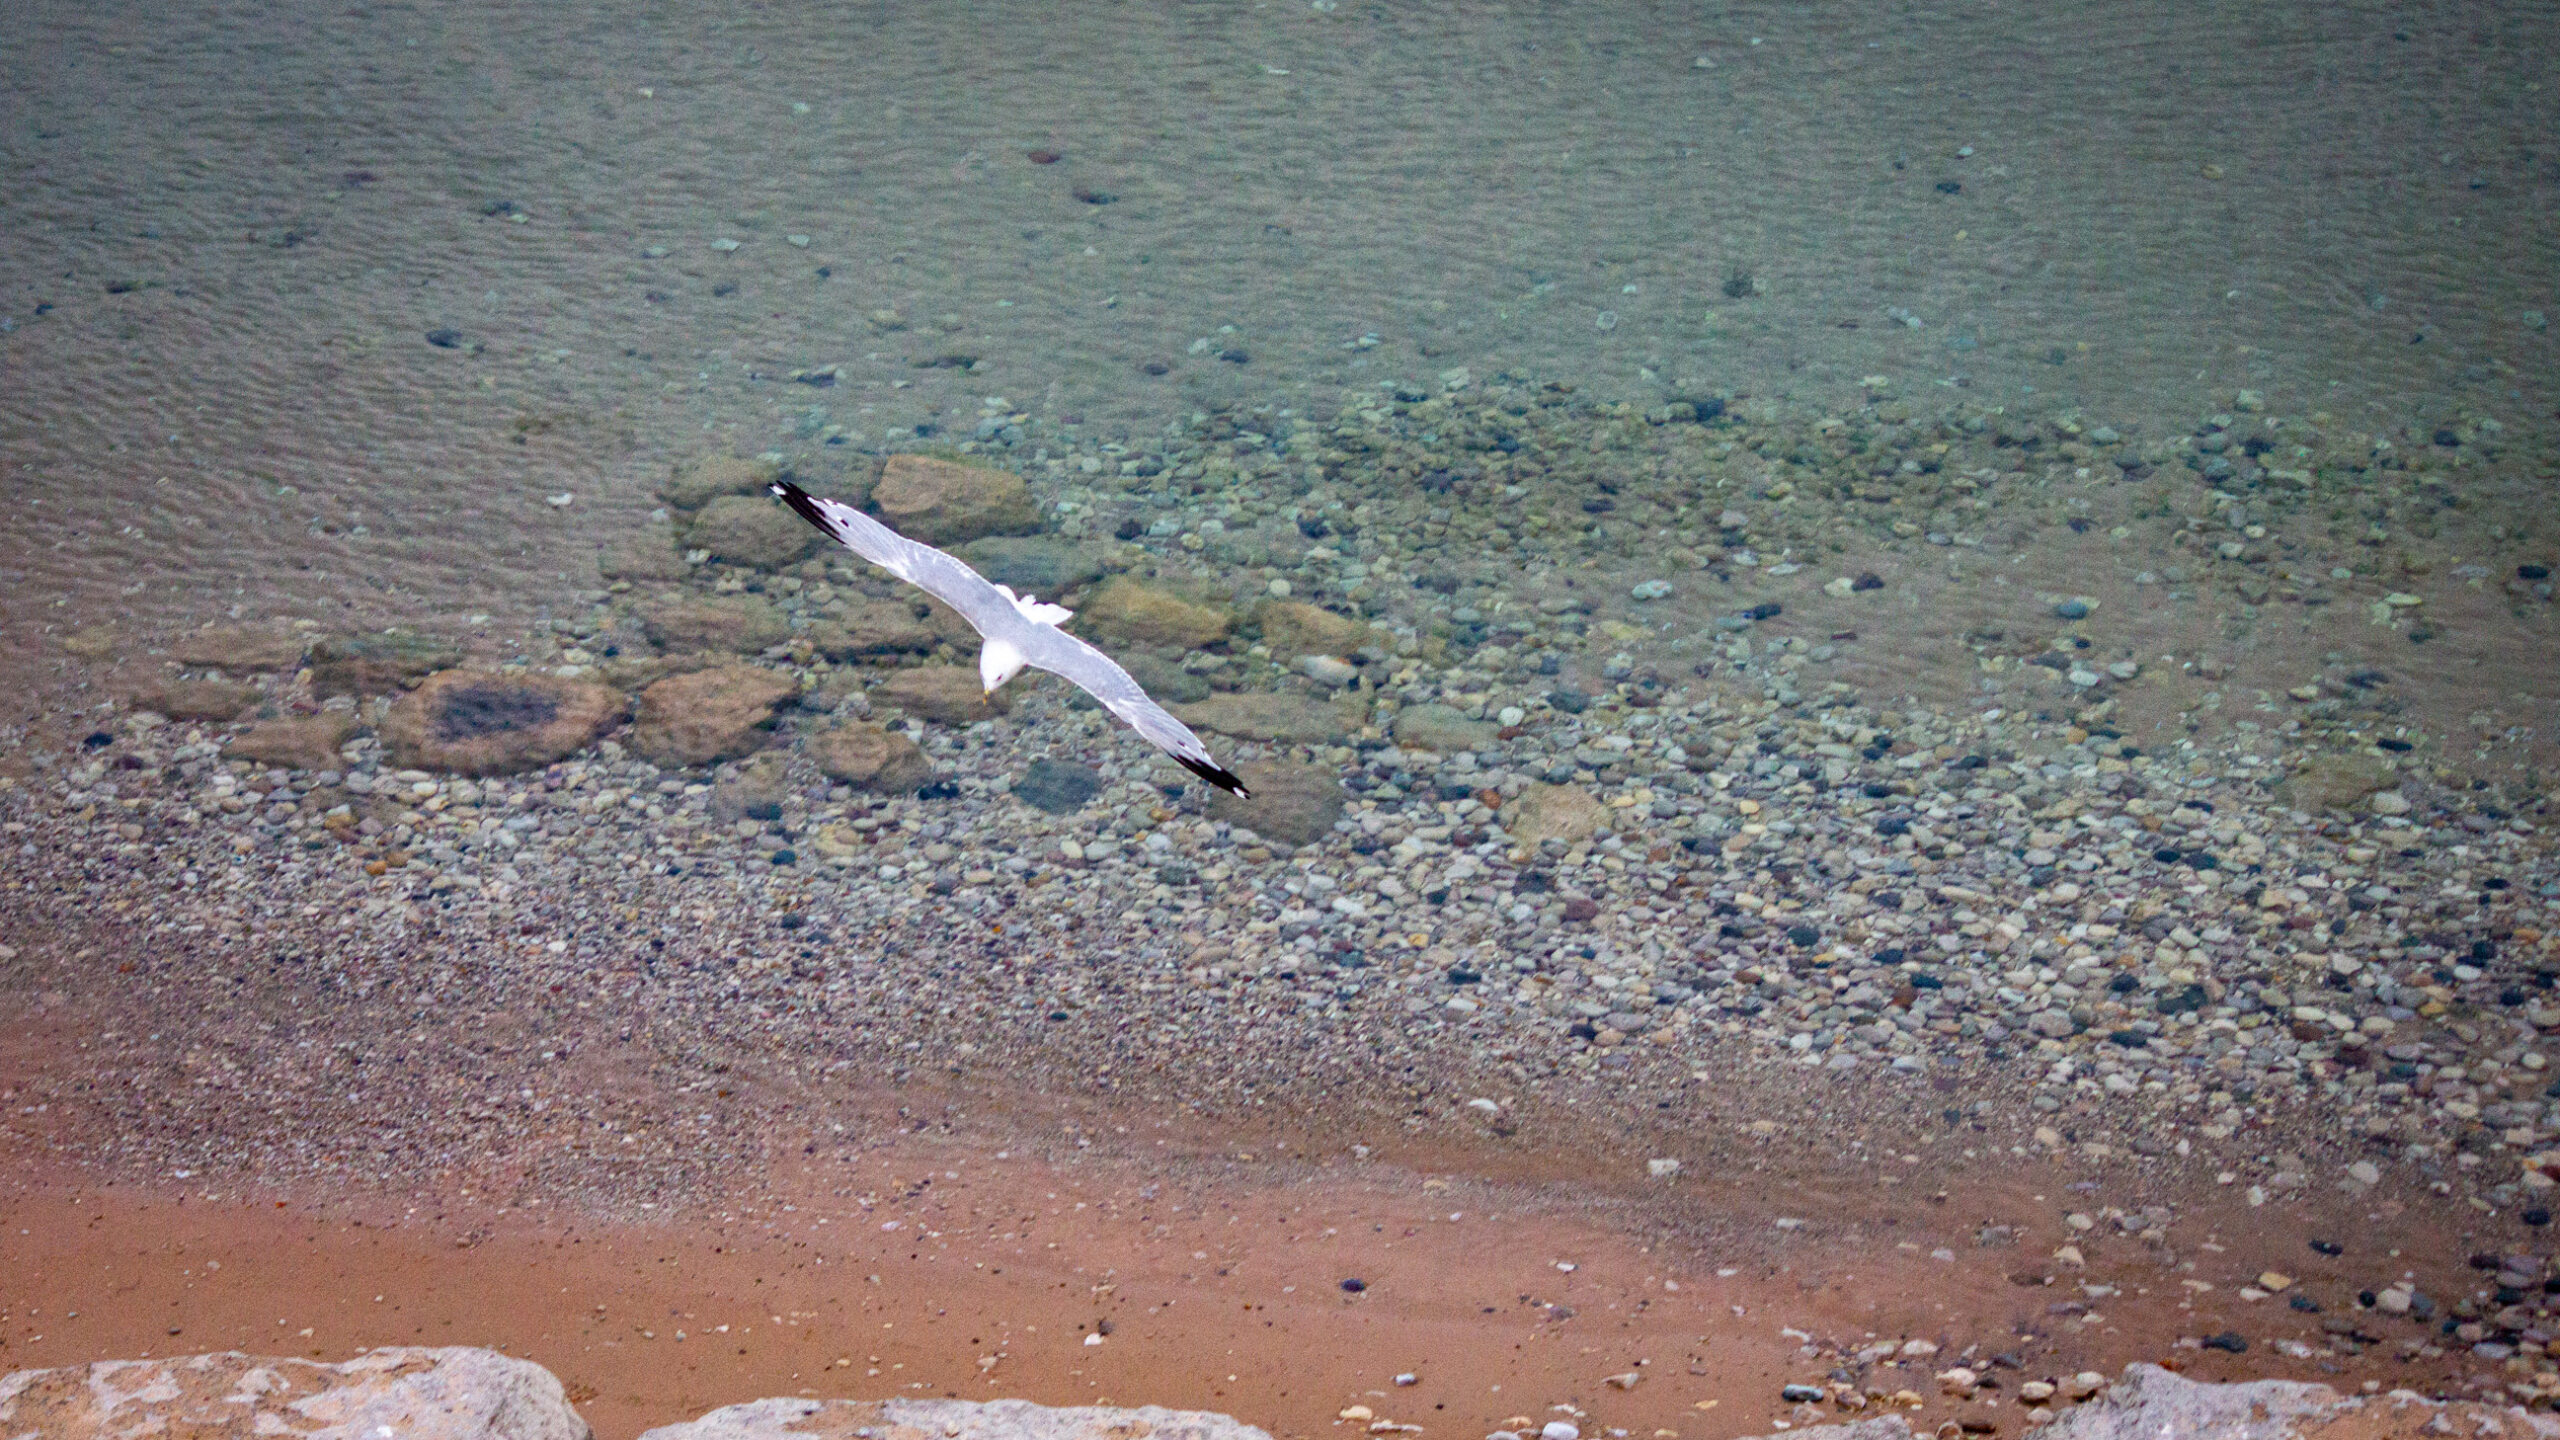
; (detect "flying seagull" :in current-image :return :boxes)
[768,478,1250,797]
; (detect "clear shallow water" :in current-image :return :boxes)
[1,0,2552,668]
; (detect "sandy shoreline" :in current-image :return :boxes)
[0,1104,2514,1440]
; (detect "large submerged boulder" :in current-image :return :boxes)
[870,455,1041,545]
[688,494,817,569]
[380,669,626,775]
[308,632,464,697]
[630,664,796,767]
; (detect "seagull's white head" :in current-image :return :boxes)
[979,637,1030,693]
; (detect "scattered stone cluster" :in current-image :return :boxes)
[9,385,2559,1405]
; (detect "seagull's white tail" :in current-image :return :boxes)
[996,584,1073,627]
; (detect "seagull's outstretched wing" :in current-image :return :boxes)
[1016,635,1251,798]
[768,479,1005,620]
[768,479,1250,797]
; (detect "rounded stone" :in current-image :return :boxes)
[381,669,627,776]
[806,722,935,794]
[630,664,797,767]
[871,665,1007,724]
[870,454,1041,544]
[688,493,819,569]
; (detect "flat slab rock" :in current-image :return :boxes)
[637,1397,1271,1440]
[0,1346,590,1439]
[1758,1364,2560,1440]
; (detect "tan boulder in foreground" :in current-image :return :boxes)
[0,1346,590,1440]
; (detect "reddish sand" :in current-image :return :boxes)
[0,1118,2495,1440]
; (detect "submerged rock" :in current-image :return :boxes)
[381,669,625,775]
[630,664,796,767]
[128,677,260,722]
[640,596,789,655]
[1012,757,1105,814]
[871,665,1005,724]
[689,493,817,569]
[1253,599,1371,658]
[1203,758,1342,845]
[807,722,934,793]
[807,598,938,658]
[960,536,1110,595]
[169,624,309,672]
[308,632,464,697]
[2271,751,2398,813]
[1501,782,1608,845]
[659,453,779,512]
[1174,691,1350,746]
[224,712,360,772]
[597,531,689,582]
[1077,579,1234,649]
[1391,702,1496,753]
[870,454,1041,545]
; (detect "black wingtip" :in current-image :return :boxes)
[768,477,831,535]
[1175,754,1250,798]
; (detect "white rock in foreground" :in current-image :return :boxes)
[638,1397,1272,1440]
[0,1346,590,1440]
[1750,1364,2560,1440]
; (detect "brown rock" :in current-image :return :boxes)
[1504,782,1608,845]
[226,712,361,772]
[308,632,465,697]
[1254,600,1371,658]
[871,666,1005,724]
[1202,759,1342,847]
[2271,751,2398,814]
[630,664,796,767]
[688,493,817,569]
[170,624,308,671]
[1390,702,1497,753]
[958,535,1109,595]
[56,624,119,660]
[870,454,1041,545]
[597,531,689,582]
[1078,578,1233,649]
[598,653,719,693]
[660,453,779,511]
[1173,691,1352,746]
[129,677,260,722]
[710,752,793,823]
[0,1346,591,1440]
[808,597,938,658]
[380,670,626,776]
[639,596,788,655]
[807,722,935,793]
